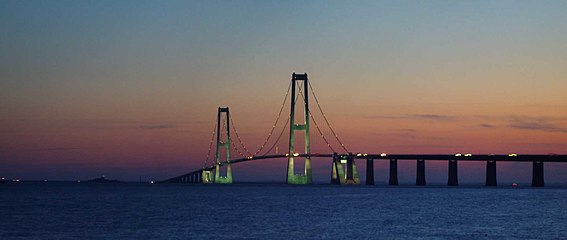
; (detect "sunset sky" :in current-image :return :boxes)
[1,0,566,183]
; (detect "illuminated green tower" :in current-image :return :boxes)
[287,73,312,184]
[215,107,232,184]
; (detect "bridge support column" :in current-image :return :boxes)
[366,158,374,185]
[389,159,398,186]
[416,159,426,186]
[331,153,342,184]
[532,161,544,187]
[287,73,312,184]
[448,160,458,186]
[486,160,497,186]
[345,154,359,184]
[202,170,213,184]
[214,107,233,184]
[331,153,360,185]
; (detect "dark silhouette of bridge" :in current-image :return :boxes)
[164,73,567,187]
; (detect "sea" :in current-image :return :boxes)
[1,182,566,239]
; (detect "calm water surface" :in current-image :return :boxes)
[1,182,566,239]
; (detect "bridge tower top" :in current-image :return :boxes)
[292,72,308,81]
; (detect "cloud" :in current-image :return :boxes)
[397,128,418,132]
[478,123,495,128]
[407,114,456,121]
[363,115,400,119]
[31,147,81,152]
[365,114,457,121]
[139,123,176,130]
[508,117,567,133]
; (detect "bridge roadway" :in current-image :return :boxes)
[164,153,567,183]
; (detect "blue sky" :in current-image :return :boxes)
[1,0,566,182]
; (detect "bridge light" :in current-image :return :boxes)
[293,153,299,157]
[380,153,387,157]
[455,153,462,157]
[285,153,289,157]
[508,153,517,157]
[356,153,362,157]
[464,153,472,157]
[363,153,368,156]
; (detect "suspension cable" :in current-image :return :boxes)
[308,81,349,153]
[203,122,217,168]
[230,139,248,158]
[260,82,304,156]
[228,80,294,157]
[309,111,336,153]
[251,80,292,156]
[297,84,347,153]
[229,115,253,156]
[296,85,337,153]
[262,115,290,156]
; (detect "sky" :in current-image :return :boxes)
[1,0,566,183]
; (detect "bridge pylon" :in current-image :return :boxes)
[287,72,312,184]
[331,153,360,185]
[215,107,232,184]
[202,169,213,183]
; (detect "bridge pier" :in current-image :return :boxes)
[448,160,458,186]
[532,161,544,187]
[389,159,398,185]
[215,164,233,184]
[331,153,343,184]
[331,153,360,185]
[416,159,426,186]
[486,160,497,186]
[202,170,213,184]
[366,158,374,185]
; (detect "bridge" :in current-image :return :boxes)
[164,72,567,187]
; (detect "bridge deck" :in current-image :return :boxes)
[164,153,567,182]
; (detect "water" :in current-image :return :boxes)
[1,182,567,239]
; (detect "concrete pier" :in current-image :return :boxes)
[331,153,360,185]
[485,160,497,186]
[416,159,426,186]
[532,161,544,187]
[389,159,398,185]
[448,160,458,186]
[366,158,374,185]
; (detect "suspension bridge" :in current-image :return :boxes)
[164,72,567,187]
